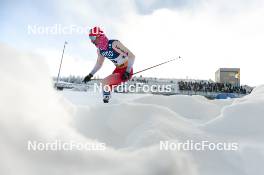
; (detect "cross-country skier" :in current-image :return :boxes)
[83,26,135,103]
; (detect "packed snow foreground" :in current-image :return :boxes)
[1,43,264,175]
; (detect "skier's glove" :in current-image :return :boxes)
[83,73,93,83]
[122,71,130,80]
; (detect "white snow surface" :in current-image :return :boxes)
[1,43,264,175]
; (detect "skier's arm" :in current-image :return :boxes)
[90,49,105,75]
[112,41,135,72]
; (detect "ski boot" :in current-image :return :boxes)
[103,91,111,103]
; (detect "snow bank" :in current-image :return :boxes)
[132,95,229,122]
[69,90,264,175]
[1,43,264,175]
[0,43,198,175]
[204,85,264,141]
[74,103,202,149]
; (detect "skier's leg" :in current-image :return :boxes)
[101,67,133,103]
[102,67,133,88]
[101,73,121,103]
[101,71,120,103]
[101,73,123,87]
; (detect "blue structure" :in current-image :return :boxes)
[215,93,237,99]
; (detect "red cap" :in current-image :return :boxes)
[89,26,104,36]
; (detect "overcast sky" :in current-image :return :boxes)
[1,0,264,86]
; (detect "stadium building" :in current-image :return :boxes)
[215,68,240,86]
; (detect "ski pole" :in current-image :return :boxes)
[132,56,181,75]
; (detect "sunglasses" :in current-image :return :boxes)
[89,35,97,41]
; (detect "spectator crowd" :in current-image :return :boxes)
[178,81,249,94]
